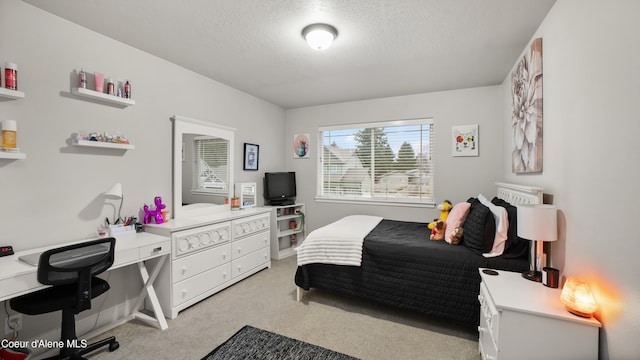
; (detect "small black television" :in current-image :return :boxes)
[264,172,296,206]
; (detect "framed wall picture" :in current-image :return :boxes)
[293,133,310,159]
[452,124,479,157]
[511,37,543,173]
[243,143,259,171]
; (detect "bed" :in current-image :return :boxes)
[294,182,543,327]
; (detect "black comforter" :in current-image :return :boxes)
[294,220,529,326]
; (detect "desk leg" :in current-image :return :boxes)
[132,254,168,330]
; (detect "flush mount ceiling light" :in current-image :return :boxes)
[302,23,338,50]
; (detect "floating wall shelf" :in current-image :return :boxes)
[71,87,135,107]
[0,88,25,100]
[73,139,135,150]
[0,151,26,160]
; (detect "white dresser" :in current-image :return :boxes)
[145,208,271,319]
[478,269,600,360]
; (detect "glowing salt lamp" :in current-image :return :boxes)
[560,276,598,317]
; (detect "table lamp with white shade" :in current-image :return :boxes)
[104,182,123,224]
[517,204,558,282]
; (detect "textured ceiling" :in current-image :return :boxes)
[23,0,555,109]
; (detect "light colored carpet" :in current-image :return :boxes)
[87,256,481,360]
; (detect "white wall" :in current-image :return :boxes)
[0,0,285,250]
[501,1,640,358]
[285,86,504,232]
[0,0,285,347]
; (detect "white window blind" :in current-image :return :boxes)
[194,136,229,193]
[318,118,434,205]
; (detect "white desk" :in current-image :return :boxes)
[0,232,171,331]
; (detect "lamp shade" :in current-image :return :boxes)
[516,204,557,242]
[561,276,597,317]
[302,23,338,50]
[104,182,123,199]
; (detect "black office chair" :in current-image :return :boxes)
[10,238,120,360]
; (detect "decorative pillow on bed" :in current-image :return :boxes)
[445,202,471,242]
[491,197,530,258]
[461,198,496,254]
[478,194,509,257]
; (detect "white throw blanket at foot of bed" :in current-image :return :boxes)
[295,215,383,266]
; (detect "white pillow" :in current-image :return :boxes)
[478,194,509,257]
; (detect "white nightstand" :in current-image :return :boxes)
[478,269,600,360]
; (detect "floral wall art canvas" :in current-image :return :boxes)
[511,37,543,173]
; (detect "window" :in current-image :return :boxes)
[317,118,434,206]
[193,136,229,194]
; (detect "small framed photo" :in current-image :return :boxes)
[293,133,310,159]
[452,124,479,157]
[243,143,259,171]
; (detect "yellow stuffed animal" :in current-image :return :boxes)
[428,200,453,230]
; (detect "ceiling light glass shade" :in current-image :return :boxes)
[302,23,338,50]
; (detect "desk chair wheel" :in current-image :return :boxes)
[109,341,120,352]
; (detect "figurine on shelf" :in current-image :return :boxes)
[118,136,130,144]
[143,196,167,224]
[72,131,130,144]
[73,132,85,142]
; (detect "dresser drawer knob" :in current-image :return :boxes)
[181,290,188,298]
[181,267,187,275]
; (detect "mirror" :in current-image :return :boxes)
[172,115,235,219]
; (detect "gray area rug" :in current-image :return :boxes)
[201,325,359,360]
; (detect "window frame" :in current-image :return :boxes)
[191,135,230,196]
[316,118,435,208]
